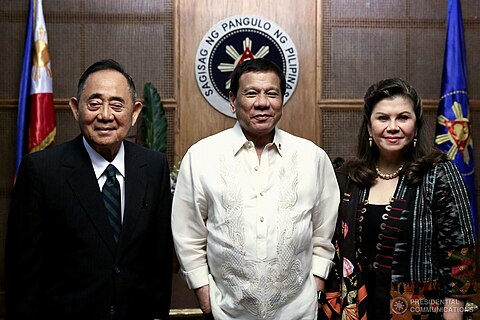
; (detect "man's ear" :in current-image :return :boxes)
[69,97,80,121]
[229,91,236,113]
[131,101,143,126]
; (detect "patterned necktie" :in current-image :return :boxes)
[102,164,121,243]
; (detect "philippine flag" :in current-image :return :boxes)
[15,0,56,179]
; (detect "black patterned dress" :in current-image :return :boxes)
[319,161,477,320]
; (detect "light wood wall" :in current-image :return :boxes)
[175,0,319,161]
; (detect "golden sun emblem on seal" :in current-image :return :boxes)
[32,26,52,81]
[391,296,409,315]
[435,101,472,164]
[217,37,269,90]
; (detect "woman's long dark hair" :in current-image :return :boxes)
[347,78,446,186]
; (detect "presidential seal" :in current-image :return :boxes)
[391,296,409,315]
[195,15,299,118]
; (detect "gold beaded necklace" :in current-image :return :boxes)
[375,163,404,180]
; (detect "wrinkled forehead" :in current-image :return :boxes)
[81,70,134,100]
[238,70,281,87]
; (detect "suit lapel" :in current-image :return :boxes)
[117,142,148,252]
[64,136,117,255]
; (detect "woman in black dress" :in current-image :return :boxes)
[320,78,476,320]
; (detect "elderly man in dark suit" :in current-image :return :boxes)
[6,59,172,320]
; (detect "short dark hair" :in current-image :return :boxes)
[229,58,286,98]
[76,59,137,102]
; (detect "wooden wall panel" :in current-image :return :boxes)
[1,0,480,318]
[176,0,318,160]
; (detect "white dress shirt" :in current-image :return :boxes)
[83,137,126,221]
[172,123,339,319]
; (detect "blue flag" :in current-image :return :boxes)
[15,0,34,178]
[435,0,477,234]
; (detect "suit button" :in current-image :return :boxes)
[114,267,121,274]
[109,305,115,316]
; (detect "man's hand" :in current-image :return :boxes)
[194,285,212,315]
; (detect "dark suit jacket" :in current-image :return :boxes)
[6,136,173,320]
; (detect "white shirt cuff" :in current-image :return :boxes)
[312,255,335,279]
[181,265,210,289]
